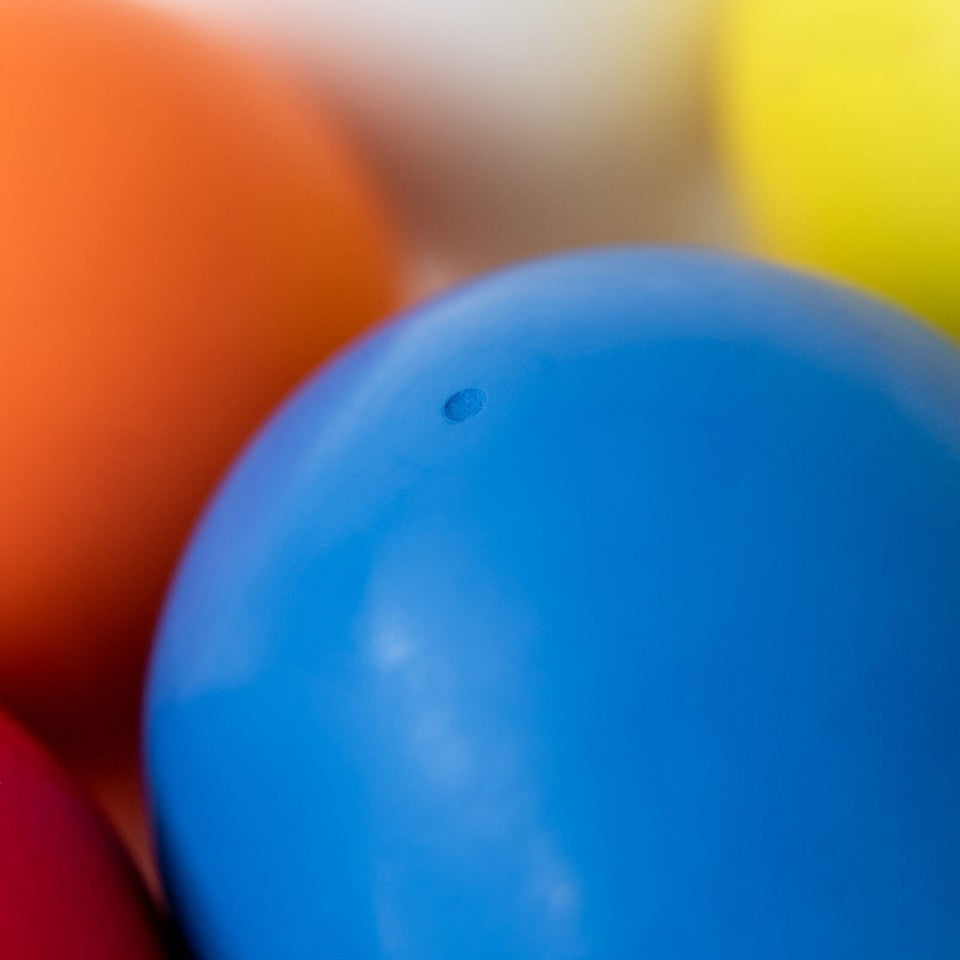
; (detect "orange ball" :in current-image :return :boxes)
[0,0,399,752]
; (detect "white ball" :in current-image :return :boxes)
[148,0,727,285]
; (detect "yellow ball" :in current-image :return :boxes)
[718,0,960,336]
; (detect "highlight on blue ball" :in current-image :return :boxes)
[147,248,960,959]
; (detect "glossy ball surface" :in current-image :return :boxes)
[148,250,960,959]
[0,0,398,752]
[0,709,169,960]
[719,0,960,336]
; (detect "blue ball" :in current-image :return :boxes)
[147,249,960,959]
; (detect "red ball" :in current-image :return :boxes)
[0,709,170,959]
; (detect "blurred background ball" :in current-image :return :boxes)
[0,0,398,843]
[0,708,170,959]
[719,0,960,337]
[144,0,727,286]
[149,250,960,959]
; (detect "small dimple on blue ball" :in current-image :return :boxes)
[443,387,487,423]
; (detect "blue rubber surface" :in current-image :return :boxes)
[147,249,960,959]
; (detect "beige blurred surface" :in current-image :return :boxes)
[141,0,741,290]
